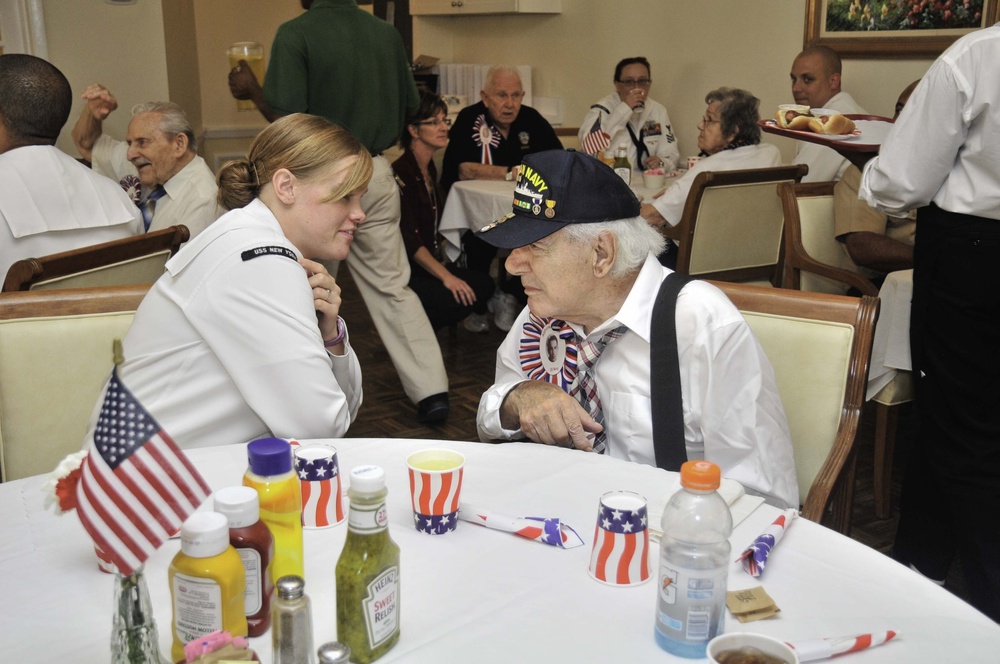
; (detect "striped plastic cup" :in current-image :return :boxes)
[293,443,345,529]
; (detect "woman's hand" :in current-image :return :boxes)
[442,273,476,306]
[300,258,343,342]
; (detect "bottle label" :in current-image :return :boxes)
[237,548,262,615]
[348,501,388,534]
[172,573,223,645]
[656,562,726,644]
[362,566,399,648]
[614,167,631,185]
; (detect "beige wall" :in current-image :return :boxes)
[43,0,170,155]
[413,0,935,162]
[41,1,939,169]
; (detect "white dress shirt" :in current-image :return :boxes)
[651,143,782,226]
[579,93,680,169]
[0,145,142,279]
[91,134,222,237]
[860,24,1000,220]
[85,198,363,450]
[477,255,799,508]
[794,91,867,183]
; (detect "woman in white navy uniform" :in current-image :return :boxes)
[87,114,369,449]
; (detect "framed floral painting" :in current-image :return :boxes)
[805,0,999,57]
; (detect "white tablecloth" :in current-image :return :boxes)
[3,437,998,662]
[438,172,671,262]
[866,269,914,400]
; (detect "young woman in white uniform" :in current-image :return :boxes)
[86,114,370,449]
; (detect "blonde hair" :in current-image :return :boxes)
[217,113,374,211]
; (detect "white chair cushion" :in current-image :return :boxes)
[741,311,854,506]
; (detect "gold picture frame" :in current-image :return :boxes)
[805,0,999,57]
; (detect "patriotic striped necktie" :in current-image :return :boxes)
[570,325,627,454]
[139,185,166,231]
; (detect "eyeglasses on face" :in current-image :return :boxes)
[618,78,652,88]
[416,116,451,127]
[490,91,525,103]
[701,116,721,126]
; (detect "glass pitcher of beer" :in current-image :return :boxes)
[228,42,265,111]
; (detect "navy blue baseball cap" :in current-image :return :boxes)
[475,149,641,249]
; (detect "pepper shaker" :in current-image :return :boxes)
[272,575,316,664]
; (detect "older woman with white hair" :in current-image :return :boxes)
[640,87,782,266]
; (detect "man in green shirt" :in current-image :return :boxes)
[229,0,450,423]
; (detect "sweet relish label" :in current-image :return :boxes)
[363,566,399,648]
[348,502,388,534]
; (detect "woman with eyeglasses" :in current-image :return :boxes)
[392,91,495,332]
[579,56,680,172]
[639,87,782,267]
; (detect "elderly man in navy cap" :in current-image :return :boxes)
[475,149,798,508]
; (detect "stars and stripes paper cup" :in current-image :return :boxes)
[406,449,465,536]
[293,443,344,529]
[589,490,651,586]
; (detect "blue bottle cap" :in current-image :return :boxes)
[247,437,292,476]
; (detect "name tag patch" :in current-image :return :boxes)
[241,246,298,262]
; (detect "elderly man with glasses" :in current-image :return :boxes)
[441,65,562,332]
[579,56,679,172]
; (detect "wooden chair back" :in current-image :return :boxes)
[2,225,189,292]
[778,182,878,296]
[0,285,149,481]
[675,165,808,285]
[711,281,879,533]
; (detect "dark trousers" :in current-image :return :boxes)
[891,204,1000,621]
[462,231,526,303]
[408,262,494,331]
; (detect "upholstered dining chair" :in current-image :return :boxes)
[711,281,879,534]
[674,164,808,285]
[2,224,189,292]
[0,284,149,481]
[776,180,913,519]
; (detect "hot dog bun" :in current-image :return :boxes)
[807,113,856,135]
[776,104,812,129]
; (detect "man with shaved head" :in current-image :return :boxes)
[788,45,867,182]
[0,54,142,279]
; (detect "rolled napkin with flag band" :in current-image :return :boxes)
[738,508,798,577]
[787,630,898,661]
[458,505,584,549]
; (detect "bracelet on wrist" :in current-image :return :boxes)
[324,316,347,348]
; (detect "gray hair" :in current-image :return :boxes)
[561,216,666,278]
[483,65,522,94]
[131,101,197,152]
[704,87,761,146]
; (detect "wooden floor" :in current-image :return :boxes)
[335,267,970,605]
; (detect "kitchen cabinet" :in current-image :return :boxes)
[410,0,561,16]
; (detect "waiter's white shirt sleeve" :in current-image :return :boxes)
[860,24,1000,220]
[477,255,798,508]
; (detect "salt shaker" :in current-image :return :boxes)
[272,575,316,664]
[317,642,352,664]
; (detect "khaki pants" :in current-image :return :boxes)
[328,156,448,403]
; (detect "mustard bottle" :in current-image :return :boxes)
[243,437,304,582]
[168,512,248,663]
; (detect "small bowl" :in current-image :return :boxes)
[707,632,799,664]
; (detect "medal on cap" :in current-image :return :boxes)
[544,200,556,219]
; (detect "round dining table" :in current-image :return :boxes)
[2,437,998,662]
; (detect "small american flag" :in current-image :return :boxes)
[589,495,650,585]
[75,368,210,576]
[581,117,611,156]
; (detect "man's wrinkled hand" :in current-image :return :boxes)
[500,381,601,451]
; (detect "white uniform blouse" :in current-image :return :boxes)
[477,255,799,509]
[578,93,680,170]
[87,198,363,449]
